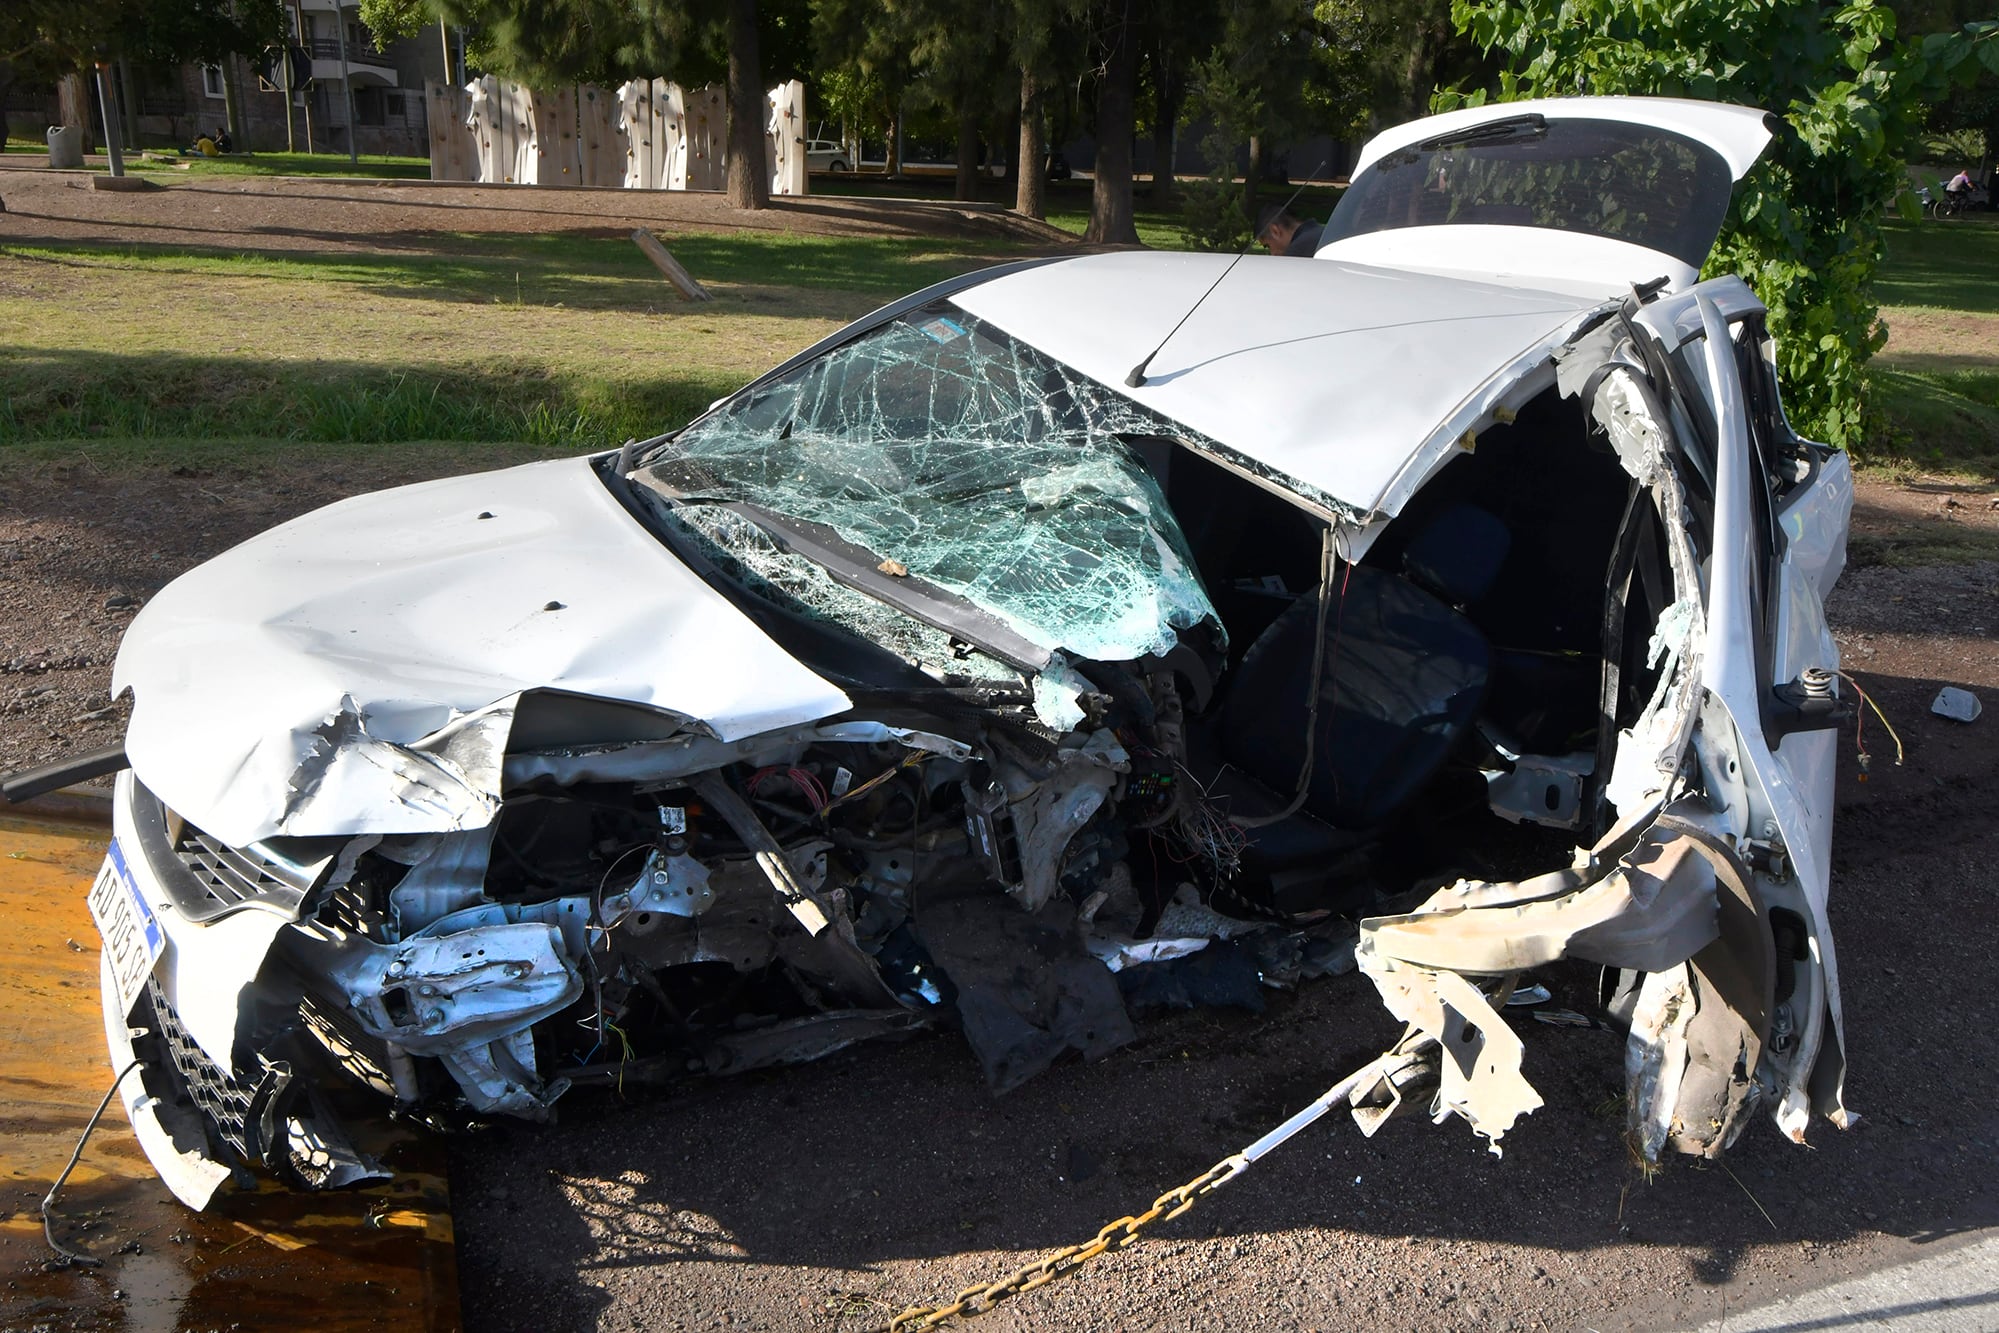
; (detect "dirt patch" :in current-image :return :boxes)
[0,168,1080,255]
[1848,473,1999,567]
[1879,307,1999,372]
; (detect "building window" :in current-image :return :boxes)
[354,86,385,127]
[201,65,226,99]
[385,91,405,119]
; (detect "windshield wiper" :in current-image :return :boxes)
[1418,112,1548,154]
[714,500,1055,674]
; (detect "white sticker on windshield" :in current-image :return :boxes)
[917,316,966,344]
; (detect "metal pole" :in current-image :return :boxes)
[282,32,296,152]
[331,1,358,165]
[438,17,451,85]
[294,0,314,153]
[92,64,125,177]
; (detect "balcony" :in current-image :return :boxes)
[308,38,398,87]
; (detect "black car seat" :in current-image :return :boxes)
[1215,504,1507,832]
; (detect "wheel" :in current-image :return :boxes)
[830,160,850,172]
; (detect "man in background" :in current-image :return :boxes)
[1255,205,1323,257]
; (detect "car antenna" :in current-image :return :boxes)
[1125,159,1330,389]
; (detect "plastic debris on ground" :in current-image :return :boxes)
[1932,686,1982,723]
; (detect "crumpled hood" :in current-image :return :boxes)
[114,455,852,846]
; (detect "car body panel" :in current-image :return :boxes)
[112,456,853,847]
[1349,96,1775,181]
[949,250,1600,516]
[1321,97,1774,295]
[1312,226,1705,298]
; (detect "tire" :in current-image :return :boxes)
[830,160,850,172]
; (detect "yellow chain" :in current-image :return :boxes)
[870,1042,1435,1332]
[879,1155,1246,1332]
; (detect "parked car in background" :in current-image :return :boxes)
[803,140,851,172]
[71,96,1858,1210]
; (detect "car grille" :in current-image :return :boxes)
[128,776,330,923]
[170,825,321,920]
[143,975,286,1168]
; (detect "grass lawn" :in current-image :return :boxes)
[123,150,432,179]
[0,229,1033,465]
[1868,216,1999,480]
[5,135,430,178]
[1,188,1994,497]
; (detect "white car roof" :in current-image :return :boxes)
[950,250,1600,517]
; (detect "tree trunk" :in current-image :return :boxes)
[116,60,140,151]
[59,72,94,153]
[724,0,770,210]
[1015,65,1044,218]
[222,55,244,147]
[1149,77,1178,205]
[1242,134,1263,222]
[954,102,979,201]
[887,103,902,178]
[1083,6,1138,245]
[1001,102,1019,193]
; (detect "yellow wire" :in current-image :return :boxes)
[1835,670,1905,766]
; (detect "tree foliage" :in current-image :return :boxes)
[1444,0,1999,448]
[1175,0,1372,246]
[2,0,286,79]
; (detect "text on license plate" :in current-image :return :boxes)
[88,838,162,1018]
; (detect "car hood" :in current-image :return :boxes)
[950,251,1602,518]
[113,456,853,846]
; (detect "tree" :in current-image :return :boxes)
[438,0,771,208]
[1181,0,1370,233]
[3,0,286,151]
[1446,0,1999,448]
[1322,0,1487,127]
[813,0,916,176]
[1083,0,1140,244]
[1006,0,1084,218]
[2,0,286,74]
[1139,0,1217,204]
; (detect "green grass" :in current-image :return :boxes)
[0,231,1023,305]
[0,225,1028,460]
[1866,217,1999,478]
[125,150,431,179]
[1875,216,1999,315]
[5,134,429,177]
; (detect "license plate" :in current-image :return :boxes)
[88,838,163,1019]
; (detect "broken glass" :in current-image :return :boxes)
[632,304,1223,664]
[665,504,1023,684]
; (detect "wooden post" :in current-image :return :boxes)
[630,229,713,301]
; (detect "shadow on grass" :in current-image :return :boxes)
[1864,366,1999,478]
[0,230,1023,308]
[1877,217,1999,314]
[0,347,730,447]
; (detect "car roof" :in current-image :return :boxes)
[949,250,1601,518]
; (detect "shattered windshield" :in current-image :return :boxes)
[632,303,1222,664]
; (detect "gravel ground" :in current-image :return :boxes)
[0,166,1074,254]
[3,176,1997,1331]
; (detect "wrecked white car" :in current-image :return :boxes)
[74,97,1857,1207]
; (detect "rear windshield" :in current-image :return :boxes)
[1321,117,1735,268]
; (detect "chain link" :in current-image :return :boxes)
[879,1154,1248,1332]
[869,1042,1435,1333]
